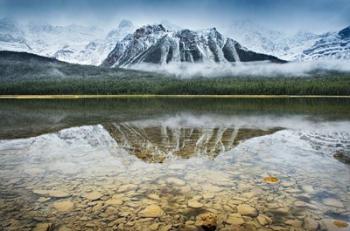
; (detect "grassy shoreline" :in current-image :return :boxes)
[1,94,350,99]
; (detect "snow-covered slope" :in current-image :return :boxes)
[299,26,350,61]
[55,20,135,65]
[0,18,134,65]
[102,24,285,67]
[0,18,31,52]
[224,21,321,61]
[25,23,105,64]
[2,17,349,65]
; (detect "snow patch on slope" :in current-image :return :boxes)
[0,18,134,65]
[300,26,350,61]
[224,20,321,61]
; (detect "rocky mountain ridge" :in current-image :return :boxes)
[102,24,285,67]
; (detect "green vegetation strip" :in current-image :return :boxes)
[1,75,350,96]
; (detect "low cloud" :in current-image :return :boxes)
[129,60,350,78]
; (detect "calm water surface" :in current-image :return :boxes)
[0,98,349,231]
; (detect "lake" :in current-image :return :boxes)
[0,98,349,231]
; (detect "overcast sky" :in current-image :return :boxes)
[0,0,349,34]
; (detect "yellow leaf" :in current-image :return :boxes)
[333,220,348,228]
[263,176,280,184]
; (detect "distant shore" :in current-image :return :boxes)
[1,95,350,99]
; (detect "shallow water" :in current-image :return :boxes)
[0,98,349,231]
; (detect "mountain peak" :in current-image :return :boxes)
[339,26,350,39]
[118,20,133,29]
[301,25,350,60]
[134,24,167,38]
[102,25,285,67]
[160,20,181,31]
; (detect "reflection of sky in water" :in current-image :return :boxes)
[0,114,349,179]
[0,114,350,229]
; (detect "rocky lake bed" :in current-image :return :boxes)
[0,98,349,231]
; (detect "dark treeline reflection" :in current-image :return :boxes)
[0,98,349,139]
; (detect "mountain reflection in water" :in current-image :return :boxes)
[0,98,349,231]
[105,121,281,162]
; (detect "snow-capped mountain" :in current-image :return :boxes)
[2,16,349,65]
[0,18,31,51]
[224,21,321,61]
[25,23,105,64]
[159,20,182,31]
[300,26,350,60]
[0,18,134,65]
[102,24,285,67]
[54,20,134,65]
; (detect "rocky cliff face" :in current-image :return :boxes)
[102,24,285,67]
[300,26,350,60]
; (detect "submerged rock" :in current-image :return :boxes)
[166,177,186,186]
[33,190,70,198]
[57,225,72,231]
[201,184,223,192]
[179,224,199,231]
[202,192,215,199]
[83,191,103,201]
[226,214,245,225]
[139,205,164,218]
[302,185,315,194]
[117,184,138,193]
[37,197,50,203]
[147,193,160,200]
[195,212,217,231]
[188,199,203,209]
[257,214,272,226]
[322,198,344,208]
[53,200,74,212]
[323,219,349,231]
[105,197,123,206]
[149,223,161,230]
[285,219,303,227]
[237,204,258,217]
[52,200,74,212]
[32,223,54,231]
[303,217,320,231]
[33,189,50,196]
[333,150,350,164]
[268,207,290,215]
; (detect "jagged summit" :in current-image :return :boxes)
[102,24,285,67]
[2,18,348,65]
[339,26,350,39]
[135,24,167,35]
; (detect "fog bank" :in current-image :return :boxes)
[129,60,350,78]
